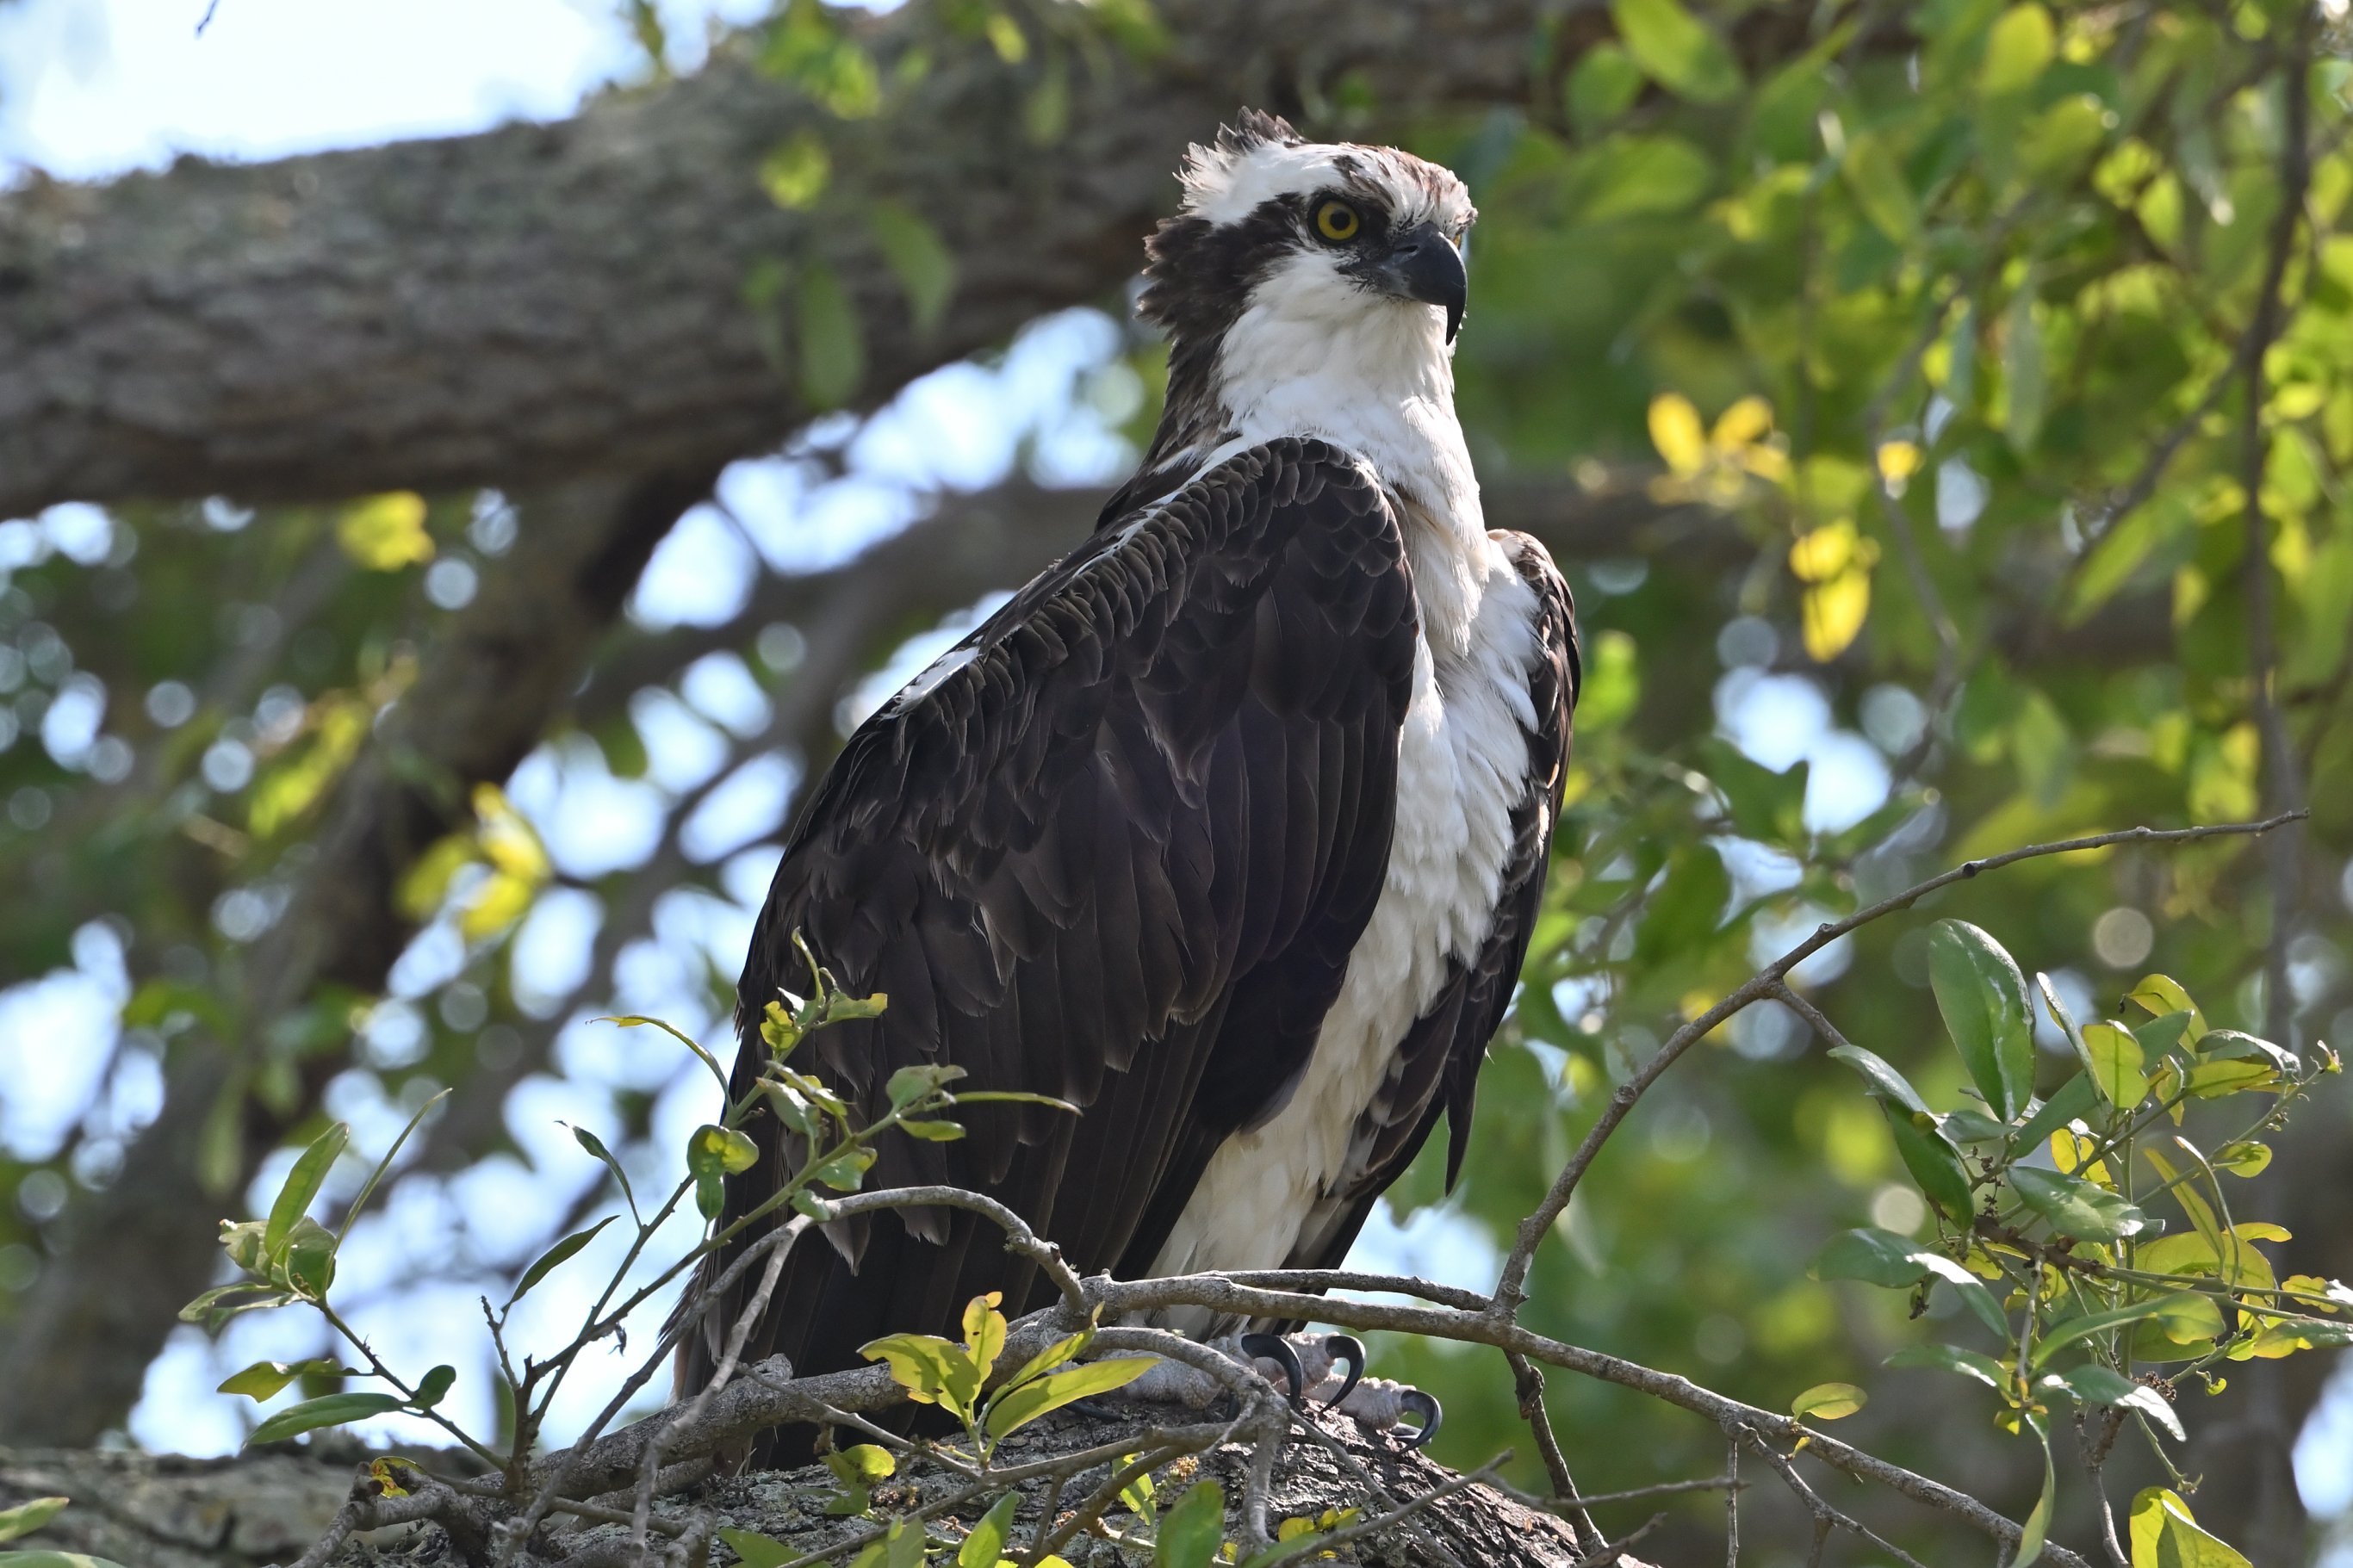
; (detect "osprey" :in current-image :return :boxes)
[693,112,1578,1423]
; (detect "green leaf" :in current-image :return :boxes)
[957,1491,1021,1568]
[335,1086,450,1248]
[810,1144,877,1191]
[508,1217,617,1306]
[216,1359,350,1402]
[2083,1022,2148,1107]
[985,1355,1155,1439]
[245,1391,406,1447]
[1941,1107,2012,1143]
[1885,1342,2006,1391]
[1928,920,2035,1119]
[280,1217,339,1300]
[694,1171,726,1223]
[1810,1228,1934,1288]
[2015,1411,2054,1568]
[1824,1044,1932,1116]
[996,1328,1094,1396]
[1842,132,1919,243]
[897,1119,965,1141]
[2031,1293,2200,1367]
[2012,1073,2099,1155]
[413,1364,456,1410]
[1909,1253,2012,1340]
[0,1554,131,1568]
[825,1443,896,1484]
[2010,1166,2147,1242]
[1790,1381,1866,1420]
[264,1122,350,1257]
[1153,1479,1227,1568]
[796,260,865,409]
[1978,3,2054,96]
[2211,1140,2272,1177]
[2003,271,2046,455]
[868,201,957,338]
[1565,41,1645,134]
[564,1123,639,1224]
[2063,1365,2184,1441]
[961,1293,1008,1384]
[2122,977,2207,1042]
[1611,0,1743,103]
[1632,842,1728,967]
[0,1502,67,1546]
[2129,1487,2251,1568]
[1882,1102,1976,1218]
[2035,971,2095,1078]
[1701,738,1809,845]
[1580,134,1717,221]
[686,1124,760,1180]
[860,1331,978,1414]
[717,1528,796,1568]
[886,1063,964,1108]
[178,1283,299,1331]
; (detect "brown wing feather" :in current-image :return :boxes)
[681,441,1419,1443]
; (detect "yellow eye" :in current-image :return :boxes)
[1315,201,1360,242]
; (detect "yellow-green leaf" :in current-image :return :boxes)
[1791,1382,1866,1420]
[0,1501,68,1546]
[2083,1021,2148,1107]
[1979,4,2054,96]
[2128,1488,2250,1568]
[985,1355,1155,1438]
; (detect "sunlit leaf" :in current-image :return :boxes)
[1928,920,2035,1120]
[336,493,434,571]
[2010,1167,2147,1242]
[985,1354,1154,1438]
[1884,1342,2005,1390]
[0,1501,68,1546]
[1790,1381,1866,1420]
[2128,1488,2251,1568]
[264,1122,350,1258]
[1611,0,1742,103]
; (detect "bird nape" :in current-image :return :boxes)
[680,109,1580,1463]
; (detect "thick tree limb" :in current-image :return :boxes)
[0,0,1573,521]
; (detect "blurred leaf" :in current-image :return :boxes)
[1575,629,1639,729]
[868,201,957,336]
[796,260,866,408]
[1978,5,2054,96]
[1566,42,1645,133]
[760,131,831,209]
[2015,1412,2054,1567]
[336,493,433,571]
[1581,135,1715,220]
[0,1502,68,1546]
[1633,843,1728,966]
[717,1530,795,1568]
[217,1359,350,1402]
[1842,133,1919,243]
[245,1392,404,1447]
[1611,0,1742,103]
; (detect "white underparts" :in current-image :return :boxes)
[1147,530,1538,1329]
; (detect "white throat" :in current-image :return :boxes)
[1206,256,1489,655]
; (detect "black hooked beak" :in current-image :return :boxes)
[1369,221,1468,343]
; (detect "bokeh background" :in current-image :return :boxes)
[1,1,2350,1562]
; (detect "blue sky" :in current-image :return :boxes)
[1,2,2347,1540]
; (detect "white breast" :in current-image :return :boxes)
[1146,535,1538,1326]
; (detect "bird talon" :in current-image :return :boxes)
[1397,1390,1443,1449]
[1320,1334,1366,1410]
[1239,1331,1308,1410]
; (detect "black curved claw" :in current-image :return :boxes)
[1239,1332,1307,1410]
[1320,1335,1366,1410]
[1397,1389,1443,1450]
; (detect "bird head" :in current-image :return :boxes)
[1139,110,1476,360]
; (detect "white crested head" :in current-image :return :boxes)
[1130,111,1487,587]
[1176,113,1475,237]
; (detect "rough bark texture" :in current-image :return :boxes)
[0,1440,442,1566]
[0,0,1571,522]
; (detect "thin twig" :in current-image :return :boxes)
[1570,1512,1667,1568]
[1744,1435,1931,1568]
[1505,1349,1607,1553]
